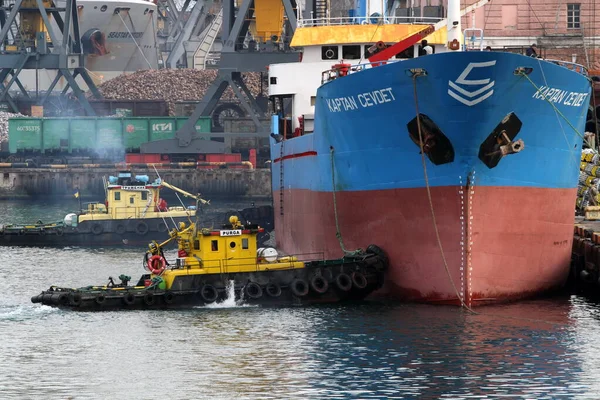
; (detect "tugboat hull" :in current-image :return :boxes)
[31,252,388,310]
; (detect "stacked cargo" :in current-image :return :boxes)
[96,70,266,115]
[578,148,600,212]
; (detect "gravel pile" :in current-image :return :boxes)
[96,69,267,115]
[0,111,26,145]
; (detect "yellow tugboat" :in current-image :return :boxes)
[31,214,388,309]
[1,171,273,248]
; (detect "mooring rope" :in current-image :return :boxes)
[411,71,475,312]
[329,146,363,255]
[518,70,595,151]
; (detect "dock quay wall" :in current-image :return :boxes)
[0,168,272,199]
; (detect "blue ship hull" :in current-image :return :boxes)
[271,52,591,305]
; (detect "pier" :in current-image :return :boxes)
[0,167,272,199]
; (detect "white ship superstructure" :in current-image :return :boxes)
[17,0,158,91]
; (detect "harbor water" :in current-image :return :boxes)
[3,200,600,399]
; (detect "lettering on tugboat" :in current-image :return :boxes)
[325,87,396,113]
[220,229,242,236]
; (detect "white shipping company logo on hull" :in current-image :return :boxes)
[448,61,497,106]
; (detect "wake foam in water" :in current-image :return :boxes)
[204,280,257,309]
[0,304,57,321]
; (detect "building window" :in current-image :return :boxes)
[310,96,316,106]
[567,3,580,29]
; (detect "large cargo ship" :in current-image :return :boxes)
[16,0,159,91]
[268,0,592,306]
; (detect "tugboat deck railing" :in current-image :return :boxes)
[173,252,328,274]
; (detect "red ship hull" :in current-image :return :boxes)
[274,186,575,306]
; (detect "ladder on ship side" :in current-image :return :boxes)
[193,8,223,70]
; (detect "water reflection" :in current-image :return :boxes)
[3,199,600,398]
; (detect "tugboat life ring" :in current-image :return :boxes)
[148,255,166,275]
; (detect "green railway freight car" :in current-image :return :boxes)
[8,117,212,154]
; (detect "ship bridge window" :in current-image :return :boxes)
[342,45,361,60]
[230,241,236,249]
[395,46,415,59]
[321,46,339,60]
[114,191,121,201]
[242,238,248,249]
[142,191,147,200]
[100,5,107,11]
[270,77,277,85]
[129,196,134,204]
[211,240,218,251]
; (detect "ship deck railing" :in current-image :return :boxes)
[321,55,590,84]
[297,16,443,27]
[321,60,402,84]
[544,59,588,76]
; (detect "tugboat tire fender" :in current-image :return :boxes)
[52,293,69,306]
[365,244,389,268]
[164,291,175,304]
[335,273,353,292]
[70,292,82,306]
[143,293,155,306]
[123,292,135,305]
[265,282,282,297]
[157,222,168,233]
[115,224,126,235]
[31,295,41,303]
[148,255,166,275]
[136,222,149,236]
[291,278,309,297]
[351,271,368,289]
[245,282,263,299]
[92,223,103,235]
[95,294,106,305]
[200,284,218,303]
[310,275,329,294]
